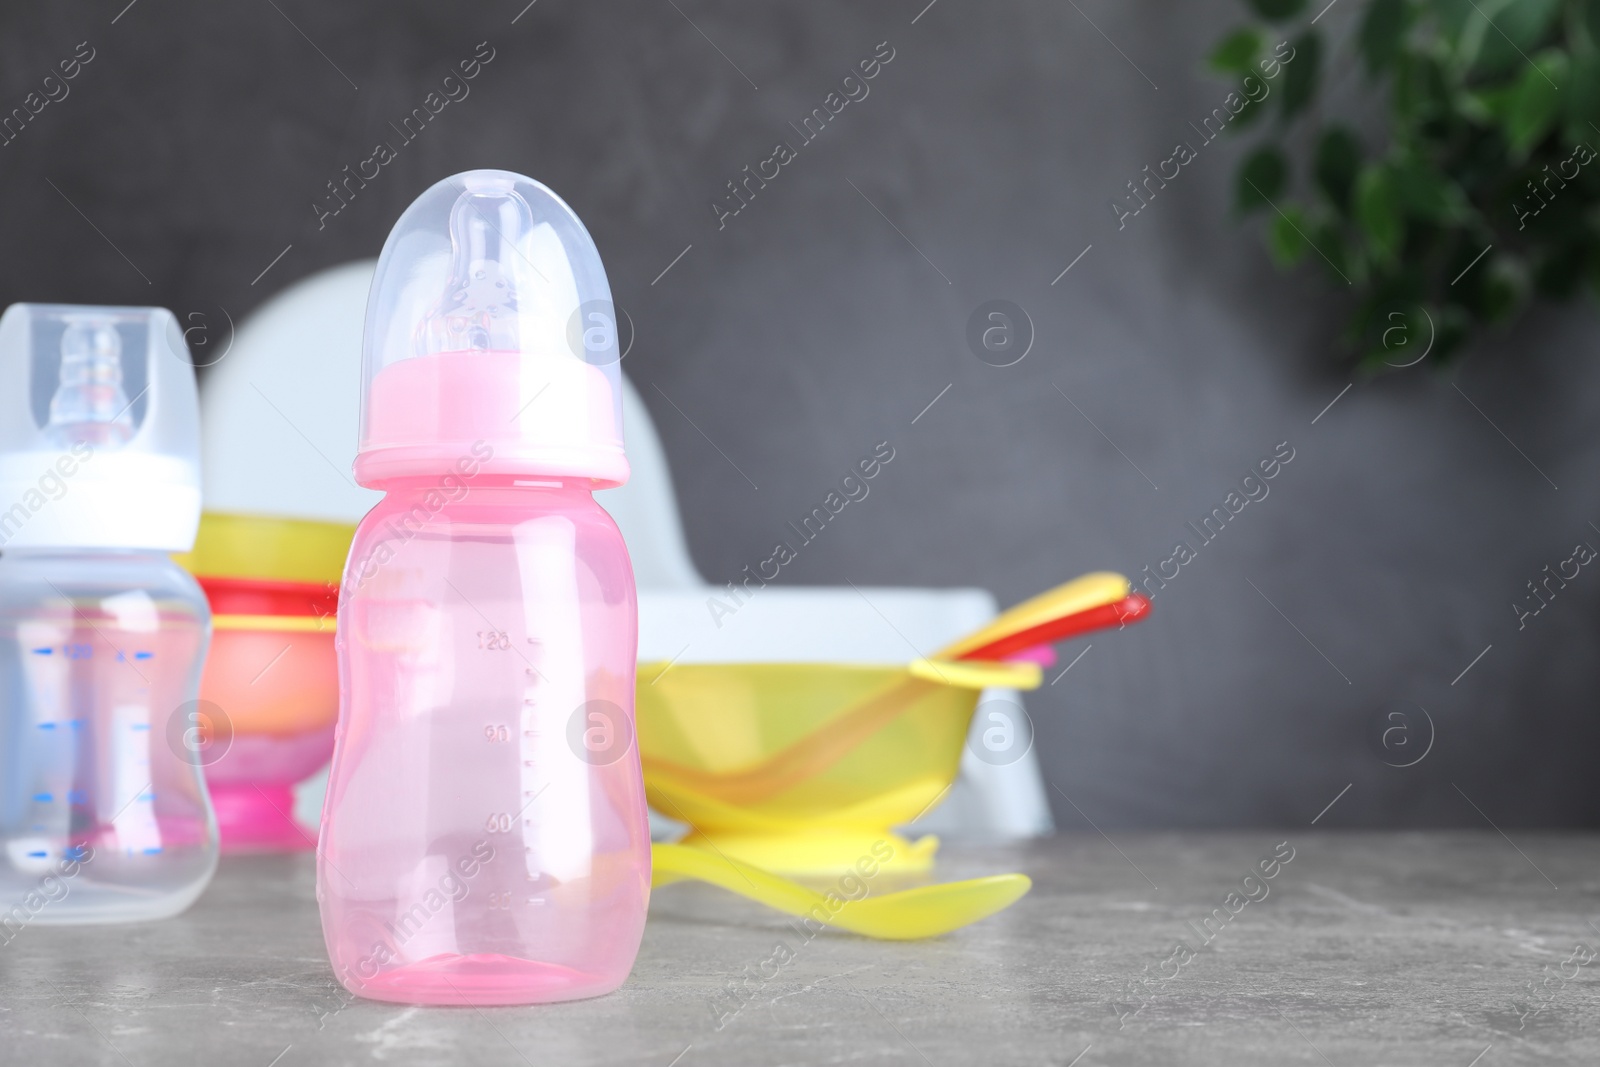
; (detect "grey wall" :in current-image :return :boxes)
[2,1,1596,828]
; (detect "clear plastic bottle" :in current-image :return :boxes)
[319,171,649,1005]
[0,305,215,925]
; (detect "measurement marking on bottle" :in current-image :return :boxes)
[130,722,149,731]
[30,647,51,656]
[134,651,154,660]
[36,722,56,730]
[33,792,52,802]
[141,846,162,855]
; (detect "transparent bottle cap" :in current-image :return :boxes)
[356,171,628,488]
[0,304,201,551]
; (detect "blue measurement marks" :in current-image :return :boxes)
[31,789,87,803]
[26,644,151,658]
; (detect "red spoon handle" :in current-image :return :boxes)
[956,593,1150,662]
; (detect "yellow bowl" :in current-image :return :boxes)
[636,658,1039,874]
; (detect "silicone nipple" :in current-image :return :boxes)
[46,317,135,448]
[417,178,541,357]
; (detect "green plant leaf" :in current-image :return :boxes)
[1315,126,1362,211]
[1393,157,1469,222]
[1280,30,1321,121]
[1230,92,1270,129]
[1473,259,1525,323]
[1268,205,1312,266]
[1368,302,1431,367]
[1312,219,1358,284]
[1443,236,1495,292]
[1237,146,1289,213]
[1500,50,1568,159]
[1246,0,1307,21]
[1358,0,1410,75]
[1452,250,1525,324]
[1392,50,1452,126]
[1211,28,1263,74]
[1354,164,1404,262]
[1470,0,1562,77]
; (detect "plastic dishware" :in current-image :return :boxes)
[637,573,1150,875]
[174,511,353,852]
[0,304,217,923]
[318,172,650,1007]
[650,842,1030,940]
[643,573,1137,808]
[639,658,1040,875]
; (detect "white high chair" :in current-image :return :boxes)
[200,261,1054,842]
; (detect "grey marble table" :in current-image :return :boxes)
[1,832,1597,1066]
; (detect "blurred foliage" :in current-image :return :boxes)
[1213,0,1600,367]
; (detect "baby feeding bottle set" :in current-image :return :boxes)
[0,172,647,1004]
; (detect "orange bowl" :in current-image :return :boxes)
[175,512,353,851]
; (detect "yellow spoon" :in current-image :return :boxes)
[651,842,1030,940]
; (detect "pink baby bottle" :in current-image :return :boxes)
[317,171,649,1005]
